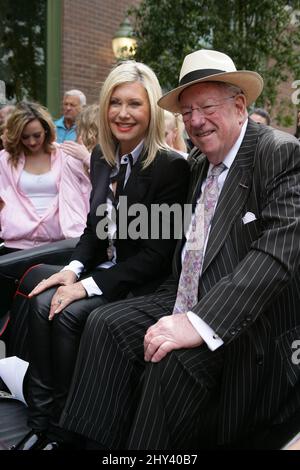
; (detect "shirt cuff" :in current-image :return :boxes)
[80,277,103,297]
[187,311,224,351]
[61,260,84,279]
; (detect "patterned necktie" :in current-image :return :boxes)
[173,163,226,314]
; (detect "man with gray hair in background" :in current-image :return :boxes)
[54,89,86,143]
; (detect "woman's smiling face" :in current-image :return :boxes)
[108,81,150,155]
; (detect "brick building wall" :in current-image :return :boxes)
[59,1,298,135]
[60,0,140,107]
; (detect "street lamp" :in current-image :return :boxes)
[112,17,137,60]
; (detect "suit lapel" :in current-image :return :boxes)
[189,155,209,208]
[201,120,260,274]
[90,156,111,215]
[173,154,209,278]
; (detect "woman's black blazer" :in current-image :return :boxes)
[70,145,190,300]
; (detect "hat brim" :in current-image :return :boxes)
[158,71,263,113]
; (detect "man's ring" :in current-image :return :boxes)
[57,299,63,305]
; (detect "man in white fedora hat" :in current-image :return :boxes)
[60,50,300,450]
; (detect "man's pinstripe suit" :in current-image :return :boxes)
[61,119,300,449]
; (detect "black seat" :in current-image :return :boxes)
[0,239,79,450]
[0,398,29,450]
[0,238,79,352]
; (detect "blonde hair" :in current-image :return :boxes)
[5,101,56,167]
[98,60,167,168]
[76,103,99,151]
[164,111,187,153]
[0,105,15,149]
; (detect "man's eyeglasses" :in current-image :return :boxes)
[178,95,237,123]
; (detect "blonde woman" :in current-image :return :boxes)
[164,110,188,158]
[11,61,189,450]
[0,101,90,254]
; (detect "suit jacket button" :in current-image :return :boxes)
[256,355,263,366]
[229,329,236,336]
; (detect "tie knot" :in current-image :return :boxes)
[110,154,133,184]
[210,162,226,178]
[121,153,133,168]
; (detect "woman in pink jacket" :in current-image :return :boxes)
[0,101,91,253]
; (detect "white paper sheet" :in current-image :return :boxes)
[0,356,29,405]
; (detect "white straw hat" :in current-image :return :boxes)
[158,49,263,113]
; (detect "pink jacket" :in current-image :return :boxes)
[0,144,91,249]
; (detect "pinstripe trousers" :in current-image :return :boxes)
[60,287,224,450]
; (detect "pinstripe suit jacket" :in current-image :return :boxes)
[174,119,300,444]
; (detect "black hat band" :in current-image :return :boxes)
[179,69,225,86]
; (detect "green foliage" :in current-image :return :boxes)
[274,97,295,127]
[129,0,300,113]
[0,0,47,103]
